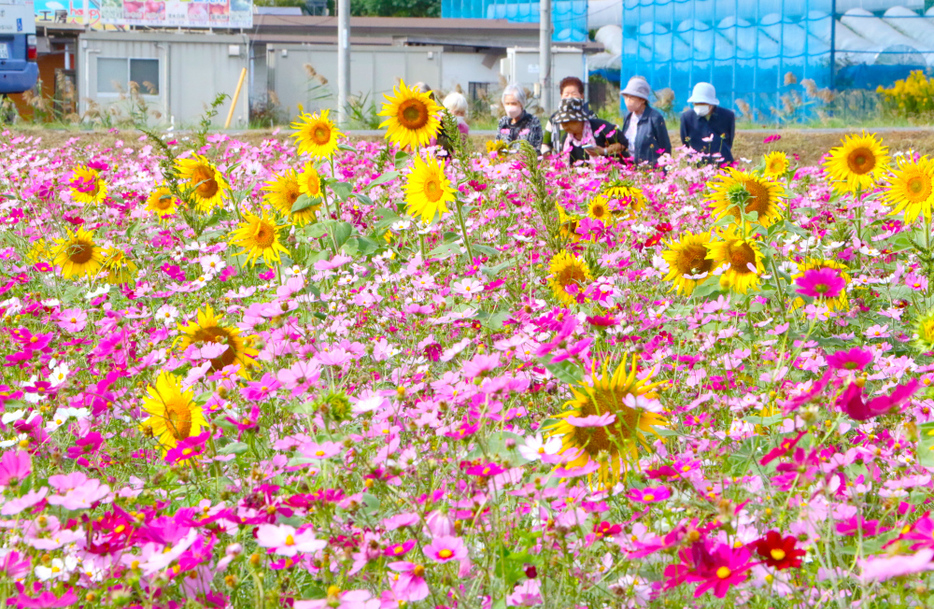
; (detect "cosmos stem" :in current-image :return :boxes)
[454,198,475,263]
[769,256,790,329]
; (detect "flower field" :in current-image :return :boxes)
[3,88,934,609]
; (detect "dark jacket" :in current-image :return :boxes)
[680,106,735,165]
[563,118,628,164]
[621,105,672,167]
[543,101,596,153]
[495,111,543,151]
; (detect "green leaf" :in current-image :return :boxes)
[303,223,329,239]
[218,442,249,455]
[473,244,499,257]
[394,150,411,167]
[370,207,402,233]
[691,279,723,299]
[544,360,583,385]
[479,310,510,330]
[332,221,354,247]
[356,236,379,256]
[482,259,514,278]
[428,241,461,258]
[366,171,400,189]
[292,194,321,213]
[917,422,934,468]
[352,192,374,207]
[331,182,354,202]
[342,237,359,257]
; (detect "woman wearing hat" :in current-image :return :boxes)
[495,84,543,151]
[620,77,672,167]
[551,98,626,164]
[680,82,735,166]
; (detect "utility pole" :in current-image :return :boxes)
[337,0,350,125]
[539,0,552,116]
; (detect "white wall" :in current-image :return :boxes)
[439,52,503,93]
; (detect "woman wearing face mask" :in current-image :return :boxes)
[542,76,595,154]
[680,82,735,166]
[495,84,543,152]
[620,76,672,168]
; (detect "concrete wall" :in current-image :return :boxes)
[439,51,504,93]
[78,32,250,128]
[265,44,443,120]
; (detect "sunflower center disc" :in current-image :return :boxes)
[70,242,94,264]
[742,179,771,216]
[425,178,442,202]
[313,125,330,145]
[191,327,235,369]
[155,194,173,210]
[681,245,712,276]
[399,100,429,130]
[254,224,276,248]
[192,166,219,199]
[847,148,875,175]
[907,175,931,200]
[165,399,193,440]
[729,243,756,274]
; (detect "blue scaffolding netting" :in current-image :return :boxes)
[441,0,590,42]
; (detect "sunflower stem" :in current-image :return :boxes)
[454,198,475,263]
[769,256,790,329]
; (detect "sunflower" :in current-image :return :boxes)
[230,212,290,267]
[291,109,343,159]
[707,169,786,228]
[263,169,319,226]
[141,371,208,453]
[823,131,891,194]
[405,154,456,223]
[298,162,323,198]
[546,355,667,489]
[587,196,613,225]
[661,231,715,295]
[603,184,647,219]
[558,205,581,242]
[177,305,258,375]
[882,155,934,224]
[101,247,138,285]
[706,226,765,294]
[790,258,850,312]
[548,250,592,306]
[915,309,934,353]
[378,80,443,150]
[54,228,104,279]
[174,155,229,212]
[69,165,108,205]
[27,239,54,264]
[763,151,790,177]
[146,185,179,219]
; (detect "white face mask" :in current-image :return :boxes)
[505,105,523,119]
[694,104,712,117]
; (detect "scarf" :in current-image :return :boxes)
[562,120,596,154]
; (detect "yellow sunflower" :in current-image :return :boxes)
[263,169,319,226]
[558,205,581,242]
[174,155,229,213]
[141,371,208,453]
[587,196,614,225]
[177,305,258,375]
[69,166,108,205]
[54,228,104,280]
[378,80,443,150]
[707,169,786,228]
[291,109,343,159]
[790,258,850,312]
[883,155,934,224]
[230,212,290,267]
[661,231,715,296]
[404,154,456,223]
[603,184,647,219]
[27,239,53,264]
[545,355,667,489]
[823,131,891,194]
[101,247,138,285]
[298,162,323,197]
[146,185,179,219]
[548,250,592,306]
[706,226,765,294]
[763,151,790,177]
[915,309,934,353]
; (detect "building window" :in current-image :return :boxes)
[97,58,160,95]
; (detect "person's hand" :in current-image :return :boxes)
[585,146,605,157]
[605,143,624,157]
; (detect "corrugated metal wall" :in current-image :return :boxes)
[79,32,250,128]
[264,45,444,120]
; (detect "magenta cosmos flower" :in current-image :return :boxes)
[795,268,845,299]
[294,587,379,609]
[627,486,671,504]
[685,543,753,599]
[0,450,31,486]
[826,347,873,371]
[388,561,430,602]
[424,535,468,563]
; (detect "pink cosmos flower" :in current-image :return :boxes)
[837,379,920,421]
[277,360,321,396]
[424,535,468,563]
[242,373,282,401]
[627,486,671,504]
[464,462,506,477]
[388,561,430,602]
[451,278,483,297]
[859,548,934,583]
[683,542,753,599]
[794,268,845,299]
[298,441,343,460]
[8,584,79,608]
[255,524,326,557]
[1,487,49,516]
[47,478,111,510]
[0,450,31,486]
[56,308,87,332]
[295,589,379,609]
[566,412,615,427]
[383,540,416,557]
[826,347,873,371]
[0,550,31,579]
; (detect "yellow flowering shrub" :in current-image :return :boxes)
[877,70,934,118]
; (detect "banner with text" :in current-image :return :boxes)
[98,0,251,28]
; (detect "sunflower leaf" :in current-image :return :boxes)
[917,422,934,468]
[291,194,320,213]
[331,182,354,202]
[544,361,583,385]
[366,171,399,189]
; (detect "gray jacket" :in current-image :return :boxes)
[621,105,672,167]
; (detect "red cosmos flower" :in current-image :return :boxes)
[759,430,807,466]
[752,531,805,570]
[837,379,920,421]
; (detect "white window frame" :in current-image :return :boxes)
[96,57,161,97]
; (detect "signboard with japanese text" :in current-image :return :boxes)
[98,0,251,28]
